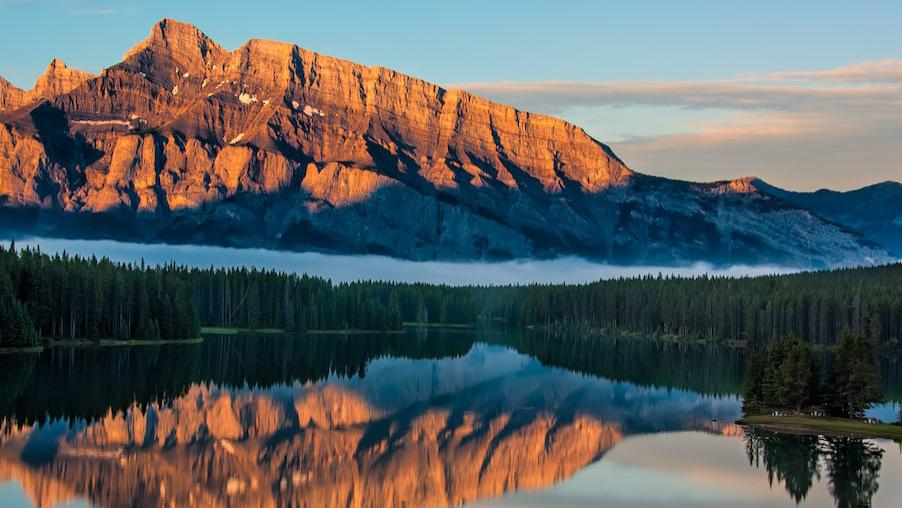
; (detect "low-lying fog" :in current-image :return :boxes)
[15,237,798,285]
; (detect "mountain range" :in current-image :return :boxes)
[0,19,897,267]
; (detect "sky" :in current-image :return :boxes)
[0,0,900,190]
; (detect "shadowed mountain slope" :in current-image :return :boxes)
[752,179,902,257]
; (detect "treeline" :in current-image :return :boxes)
[0,244,478,346]
[186,270,475,332]
[1,243,200,347]
[2,240,901,349]
[474,264,902,347]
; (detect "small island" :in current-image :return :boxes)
[739,330,900,440]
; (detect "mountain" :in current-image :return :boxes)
[0,19,892,268]
[752,179,902,257]
[0,58,95,111]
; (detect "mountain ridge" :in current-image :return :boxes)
[751,178,902,257]
[0,19,893,268]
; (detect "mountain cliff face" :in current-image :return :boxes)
[0,19,892,267]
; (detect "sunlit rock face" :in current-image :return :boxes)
[0,18,889,267]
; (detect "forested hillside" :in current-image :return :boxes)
[1,242,900,349]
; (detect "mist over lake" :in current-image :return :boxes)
[14,237,798,285]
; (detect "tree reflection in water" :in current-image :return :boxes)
[745,428,885,507]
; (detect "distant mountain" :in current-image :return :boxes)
[751,179,902,258]
[0,19,892,268]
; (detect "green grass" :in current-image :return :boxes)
[402,322,475,329]
[739,414,902,441]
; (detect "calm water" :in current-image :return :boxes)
[0,329,900,508]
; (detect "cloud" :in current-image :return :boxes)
[449,60,902,190]
[768,58,902,83]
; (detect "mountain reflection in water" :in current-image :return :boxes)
[0,329,898,508]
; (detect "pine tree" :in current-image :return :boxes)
[829,330,883,418]
[742,349,767,405]
[777,339,819,412]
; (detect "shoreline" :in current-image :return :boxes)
[739,414,902,441]
[200,326,406,336]
[0,338,204,354]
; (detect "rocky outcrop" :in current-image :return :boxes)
[0,18,892,267]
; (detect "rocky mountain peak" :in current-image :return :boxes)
[31,58,95,99]
[728,175,760,193]
[704,175,761,194]
[121,18,226,86]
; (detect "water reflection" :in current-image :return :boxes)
[0,330,899,508]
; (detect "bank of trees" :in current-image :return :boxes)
[473,264,902,347]
[0,243,200,346]
[2,240,901,350]
[0,244,479,346]
[185,270,476,331]
[742,331,884,417]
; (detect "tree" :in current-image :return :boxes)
[0,273,38,347]
[829,330,883,418]
[777,339,819,412]
[742,348,767,405]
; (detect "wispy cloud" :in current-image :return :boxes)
[449,60,902,190]
[767,58,902,83]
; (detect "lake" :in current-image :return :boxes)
[0,329,900,507]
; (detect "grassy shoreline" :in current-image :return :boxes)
[48,338,204,347]
[200,326,406,335]
[739,414,902,441]
[0,346,45,355]
[402,322,475,329]
[0,337,203,354]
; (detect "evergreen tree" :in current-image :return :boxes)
[742,349,767,405]
[829,330,883,418]
[777,339,819,411]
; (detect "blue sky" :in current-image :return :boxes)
[1,0,900,190]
